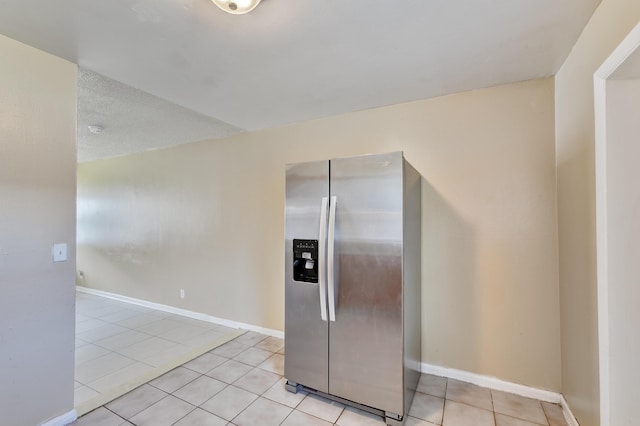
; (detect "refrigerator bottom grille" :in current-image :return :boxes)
[285,380,404,426]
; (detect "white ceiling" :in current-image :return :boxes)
[78,69,240,162]
[0,0,601,161]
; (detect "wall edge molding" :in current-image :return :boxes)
[75,286,284,339]
[592,19,640,426]
[39,409,77,426]
[421,362,578,426]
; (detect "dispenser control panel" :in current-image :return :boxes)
[293,239,319,283]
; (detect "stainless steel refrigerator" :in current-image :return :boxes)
[284,151,421,426]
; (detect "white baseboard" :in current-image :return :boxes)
[76,286,578,424]
[559,395,580,426]
[76,286,284,339]
[421,362,579,426]
[40,409,77,426]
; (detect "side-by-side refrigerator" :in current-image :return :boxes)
[284,151,421,426]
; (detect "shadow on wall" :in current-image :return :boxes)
[421,178,478,371]
[555,143,599,422]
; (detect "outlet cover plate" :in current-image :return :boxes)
[53,243,68,262]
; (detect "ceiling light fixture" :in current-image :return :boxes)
[211,0,262,15]
[88,125,104,134]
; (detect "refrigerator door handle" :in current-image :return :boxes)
[318,197,329,322]
[327,196,337,322]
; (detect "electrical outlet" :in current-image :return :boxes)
[180,289,185,299]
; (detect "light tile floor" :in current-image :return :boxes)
[73,330,569,426]
[75,291,242,414]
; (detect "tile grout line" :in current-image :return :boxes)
[103,406,128,425]
[220,336,292,426]
[87,349,565,426]
[82,323,548,426]
[75,316,244,414]
[490,385,497,426]
[128,393,171,422]
[423,374,560,426]
[167,400,197,426]
[165,338,284,425]
[278,408,296,426]
[77,346,155,389]
[541,400,551,426]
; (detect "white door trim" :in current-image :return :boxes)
[593,20,640,426]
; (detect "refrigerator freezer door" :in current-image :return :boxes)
[284,160,330,393]
[328,152,405,414]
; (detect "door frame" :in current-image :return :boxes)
[593,20,640,426]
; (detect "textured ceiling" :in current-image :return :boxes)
[78,69,240,162]
[0,0,602,161]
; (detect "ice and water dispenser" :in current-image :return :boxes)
[292,239,318,283]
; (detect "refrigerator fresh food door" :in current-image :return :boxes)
[328,152,404,415]
[284,160,330,393]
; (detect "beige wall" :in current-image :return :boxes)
[0,35,77,425]
[555,1,640,425]
[606,79,640,426]
[78,77,561,391]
